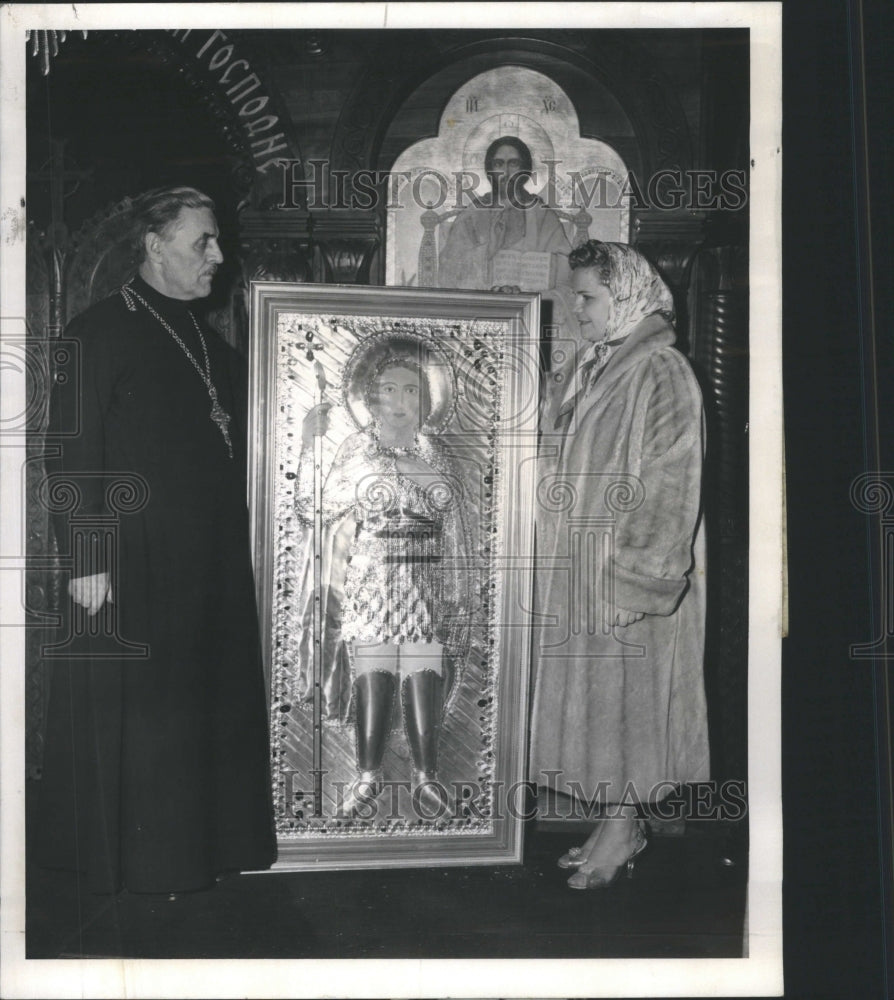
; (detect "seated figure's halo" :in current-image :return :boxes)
[342,330,458,434]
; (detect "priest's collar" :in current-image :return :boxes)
[130,273,196,320]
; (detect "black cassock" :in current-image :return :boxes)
[36,275,276,894]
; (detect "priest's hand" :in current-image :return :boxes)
[70,572,112,616]
[604,603,645,628]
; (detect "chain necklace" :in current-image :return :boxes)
[121,281,233,458]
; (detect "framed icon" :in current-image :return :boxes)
[249,282,540,870]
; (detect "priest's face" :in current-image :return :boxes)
[154,206,224,300]
[572,267,613,342]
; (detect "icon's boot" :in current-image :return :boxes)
[336,670,396,819]
[401,668,454,817]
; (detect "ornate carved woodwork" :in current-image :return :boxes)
[239,209,381,286]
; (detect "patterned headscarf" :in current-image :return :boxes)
[594,242,675,341]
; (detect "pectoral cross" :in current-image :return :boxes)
[209,389,234,457]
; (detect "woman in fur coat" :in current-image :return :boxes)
[531,240,710,889]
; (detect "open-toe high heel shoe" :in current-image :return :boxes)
[566,823,648,890]
[557,846,588,870]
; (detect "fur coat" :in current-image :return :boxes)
[530,313,710,802]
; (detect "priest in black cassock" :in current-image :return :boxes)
[35,186,277,895]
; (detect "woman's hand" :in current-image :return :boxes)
[604,603,645,628]
[302,402,332,447]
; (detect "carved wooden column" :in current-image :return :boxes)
[690,244,749,785]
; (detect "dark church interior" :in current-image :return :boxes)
[24,25,750,962]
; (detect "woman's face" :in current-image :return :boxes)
[571,267,613,342]
[370,365,424,434]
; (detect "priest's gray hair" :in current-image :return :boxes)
[131,186,215,263]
